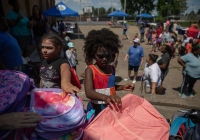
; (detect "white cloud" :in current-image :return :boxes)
[99,1,119,8]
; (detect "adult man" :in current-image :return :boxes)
[0,16,22,70]
[124,38,144,83]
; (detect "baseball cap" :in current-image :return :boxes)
[133,38,140,43]
[124,21,127,23]
[68,42,74,48]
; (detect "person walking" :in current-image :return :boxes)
[177,46,200,98]
[122,21,128,40]
[124,38,144,83]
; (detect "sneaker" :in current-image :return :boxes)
[132,80,136,84]
[179,93,187,98]
[189,94,194,98]
[124,78,130,81]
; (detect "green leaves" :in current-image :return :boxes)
[156,0,187,17]
[120,0,156,15]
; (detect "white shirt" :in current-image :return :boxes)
[144,63,161,88]
[22,56,30,64]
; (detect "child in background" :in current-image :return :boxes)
[40,33,80,94]
[151,31,157,53]
[185,39,193,54]
[83,28,134,115]
[132,33,138,42]
[65,42,77,70]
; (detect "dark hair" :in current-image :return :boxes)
[149,54,158,63]
[41,33,63,51]
[192,46,200,53]
[178,47,186,56]
[189,39,193,44]
[163,44,172,58]
[8,0,17,6]
[32,5,41,19]
[83,28,122,64]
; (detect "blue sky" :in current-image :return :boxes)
[55,0,200,14]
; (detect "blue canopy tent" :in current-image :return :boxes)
[43,1,78,17]
[107,10,129,17]
[136,13,153,19]
[43,1,80,38]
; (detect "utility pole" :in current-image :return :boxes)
[98,0,99,21]
[111,0,113,22]
[123,0,126,21]
[80,0,82,22]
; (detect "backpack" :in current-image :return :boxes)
[0,70,35,140]
[30,88,85,139]
[83,94,170,140]
[70,67,81,90]
[170,109,200,140]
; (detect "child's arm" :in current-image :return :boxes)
[115,84,134,91]
[60,63,80,94]
[85,67,121,105]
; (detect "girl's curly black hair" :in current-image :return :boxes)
[83,28,122,64]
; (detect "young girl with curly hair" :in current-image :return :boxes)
[83,28,134,115]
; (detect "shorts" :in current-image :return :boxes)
[128,65,139,72]
[123,29,127,35]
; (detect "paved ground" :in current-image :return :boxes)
[71,25,200,119]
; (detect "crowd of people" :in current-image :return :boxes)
[133,19,200,98]
[0,0,200,138]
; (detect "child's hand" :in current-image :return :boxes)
[123,84,134,92]
[63,84,80,94]
[103,95,122,107]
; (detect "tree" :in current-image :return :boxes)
[197,9,200,15]
[157,0,187,17]
[107,7,116,14]
[120,0,155,15]
[99,7,106,17]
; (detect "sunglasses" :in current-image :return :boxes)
[96,54,111,59]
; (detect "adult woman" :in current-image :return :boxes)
[6,0,31,52]
[157,45,172,84]
[144,54,163,94]
[177,46,200,98]
[30,5,48,60]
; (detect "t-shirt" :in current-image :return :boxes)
[144,63,161,88]
[59,22,65,30]
[111,50,119,62]
[40,57,69,88]
[7,10,31,36]
[29,16,47,36]
[185,43,192,54]
[65,50,77,67]
[181,53,200,78]
[0,31,23,69]
[127,45,144,66]
[156,27,162,36]
[140,26,144,34]
[22,56,30,64]
[157,53,170,73]
[164,32,170,41]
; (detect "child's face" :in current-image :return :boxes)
[41,39,60,61]
[94,47,111,67]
